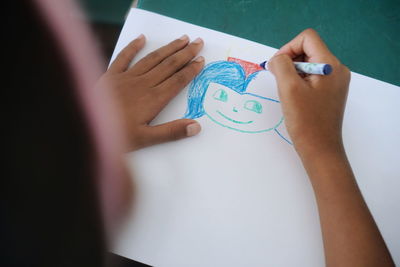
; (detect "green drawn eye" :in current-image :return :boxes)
[244,100,263,114]
[213,89,228,102]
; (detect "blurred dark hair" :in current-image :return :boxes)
[2,1,106,266]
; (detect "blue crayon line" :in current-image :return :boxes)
[274,128,293,145]
[244,92,280,103]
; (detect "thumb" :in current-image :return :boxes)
[268,54,304,90]
[142,119,201,147]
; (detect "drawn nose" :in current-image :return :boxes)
[233,107,238,112]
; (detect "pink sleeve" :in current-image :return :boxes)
[33,0,130,239]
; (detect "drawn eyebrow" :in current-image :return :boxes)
[243,92,280,103]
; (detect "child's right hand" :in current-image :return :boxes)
[270,30,395,267]
[268,29,351,159]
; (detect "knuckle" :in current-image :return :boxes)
[327,61,340,72]
[128,42,139,54]
[269,54,290,67]
[186,46,198,58]
[331,59,341,68]
[174,38,186,46]
[116,55,130,67]
[170,38,183,46]
[175,72,189,84]
[168,125,183,141]
[136,130,147,145]
[341,64,350,74]
[153,88,170,105]
[148,50,161,60]
[285,80,300,90]
[341,64,351,79]
[189,62,203,75]
[117,45,138,61]
[117,50,130,61]
[275,54,290,61]
[164,39,186,53]
[137,73,153,86]
[166,56,180,67]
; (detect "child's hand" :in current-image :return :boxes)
[268,29,351,159]
[99,34,204,151]
[270,30,395,267]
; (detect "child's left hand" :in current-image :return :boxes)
[98,34,204,151]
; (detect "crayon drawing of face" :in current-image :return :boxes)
[184,59,292,144]
[203,82,283,133]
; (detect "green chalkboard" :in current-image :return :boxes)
[78,0,132,24]
[138,0,400,86]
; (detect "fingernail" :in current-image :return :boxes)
[179,34,189,41]
[194,56,204,63]
[137,34,144,40]
[192,37,203,44]
[186,123,201,137]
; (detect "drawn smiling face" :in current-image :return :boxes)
[203,82,283,133]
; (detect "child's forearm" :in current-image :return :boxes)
[300,148,394,267]
[269,28,394,266]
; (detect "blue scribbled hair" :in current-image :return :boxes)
[184,61,260,119]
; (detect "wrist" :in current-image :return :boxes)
[293,133,345,161]
[295,139,353,185]
[294,136,349,171]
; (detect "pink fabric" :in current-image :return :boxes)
[32,0,130,239]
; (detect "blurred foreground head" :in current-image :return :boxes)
[3,0,131,266]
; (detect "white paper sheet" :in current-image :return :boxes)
[110,8,400,266]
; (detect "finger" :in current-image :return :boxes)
[268,54,306,91]
[108,34,146,73]
[141,120,201,147]
[156,56,205,107]
[275,29,338,64]
[129,35,190,76]
[143,37,204,86]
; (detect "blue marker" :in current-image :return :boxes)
[260,61,332,75]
